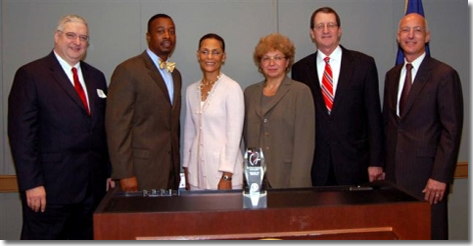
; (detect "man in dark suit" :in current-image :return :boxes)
[383,13,463,240]
[105,14,182,191]
[292,7,384,186]
[8,14,113,239]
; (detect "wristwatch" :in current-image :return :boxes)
[222,174,232,181]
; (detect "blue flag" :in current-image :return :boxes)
[395,0,431,65]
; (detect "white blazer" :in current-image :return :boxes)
[182,73,244,189]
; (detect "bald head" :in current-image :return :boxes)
[398,13,429,31]
[397,13,431,62]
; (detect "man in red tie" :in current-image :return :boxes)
[8,14,114,239]
[71,67,90,115]
[321,56,334,114]
[292,7,384,187]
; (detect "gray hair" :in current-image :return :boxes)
[56,14,88,32]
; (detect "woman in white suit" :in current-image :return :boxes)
[182,33,244,190]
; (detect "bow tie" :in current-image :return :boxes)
[159,59,176,73]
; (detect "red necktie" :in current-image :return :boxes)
[399,63,413,116]
[321,57,334,114]
[71,67,90,115]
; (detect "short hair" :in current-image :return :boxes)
[310,7,341,29]
[253,33,295,73]
[147,13,173,33]
[56,14,88,32]
[199,33,225,52]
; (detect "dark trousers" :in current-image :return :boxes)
[325,160,339,186]
[321,154,338,186]
[431,197,448,240]
[20,192,96,240]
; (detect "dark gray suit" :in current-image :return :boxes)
[383,56,463,239]
[106,51,182,190]
[8,51,110,239]
[292,46,384,186]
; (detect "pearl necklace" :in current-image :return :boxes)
[199,74,221,101]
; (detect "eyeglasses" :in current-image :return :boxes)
[59,31,89,42]
[199,50,223,56]
[399,26,426,35]
[314,22,338,32]
[261,55,286,64]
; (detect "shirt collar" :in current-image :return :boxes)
[404,52,426,71]
[54,50,80,76]
[317,45,342,63]
[146,48,167,70]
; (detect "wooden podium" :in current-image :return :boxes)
[93,181,430,240]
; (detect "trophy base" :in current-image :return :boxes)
[243,191,267,209]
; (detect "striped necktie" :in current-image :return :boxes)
[321,57,334,114]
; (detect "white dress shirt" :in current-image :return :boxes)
[396,52,426,116]
[317,46,342,97]
[54,50,90,110]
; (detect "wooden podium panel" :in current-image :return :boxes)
[94,181,430,240]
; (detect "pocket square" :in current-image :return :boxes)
[97,89,107,98]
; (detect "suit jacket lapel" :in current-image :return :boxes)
[308,52,328,117]
[82,62,97,117]
[331,46,354,116]
[142,52,172,106]
[48,52,90,115]
[171,70,180,109]
[390,65,403,122]
[261,76,291,116]
[401,57,432,118]
[252,82,264,118]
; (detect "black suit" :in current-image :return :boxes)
[292,46,384,186]
[383,56,463,239]
[8,51,110,239]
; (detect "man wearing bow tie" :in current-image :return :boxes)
[106,13,182,191]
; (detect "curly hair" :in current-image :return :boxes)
[253,33,295,74]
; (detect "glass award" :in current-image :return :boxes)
[243,147,267,208]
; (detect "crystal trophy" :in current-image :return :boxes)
[243,147,267,208]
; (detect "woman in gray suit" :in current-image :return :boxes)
[243,33,315,188]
